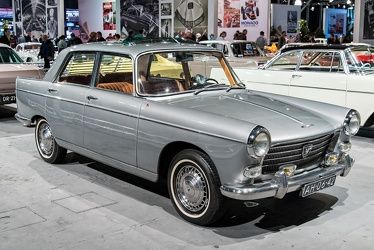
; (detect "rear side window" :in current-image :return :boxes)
[96,54,134,95]
[58,52,96,86]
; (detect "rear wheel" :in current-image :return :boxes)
[35,118,66,163]
[167,149,225,225]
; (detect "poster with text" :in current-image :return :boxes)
[218,0,269,41]
[103,1,116,30]
[324,8,347,37]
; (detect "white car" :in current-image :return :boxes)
[220,44,374,128]
[199,40,270,67]
[15,42,42,63]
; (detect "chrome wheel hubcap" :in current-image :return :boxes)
[175,164,209,213]
[38,123,54,156]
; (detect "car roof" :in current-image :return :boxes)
[200,40,253,45]
[18,42,41,46]
[61,41,217,58]
[281,44,349,53]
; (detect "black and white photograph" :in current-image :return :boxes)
[47,0,58,7]
[13,0,21,22]
[21,0,46,34]
[161,2,172,16]
[363,0,374,39]
[120,0,159,38]
[15,22,22,37]
[161,18,172,37]
[47,7,58,38]
[287,10,297,33]
[174,0,207,34]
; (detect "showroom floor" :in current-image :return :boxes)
[0,105,373,250]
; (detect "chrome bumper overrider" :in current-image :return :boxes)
[15,113,32,127]
[221,154,354,200]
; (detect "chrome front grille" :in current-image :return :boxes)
[262,132,338,174]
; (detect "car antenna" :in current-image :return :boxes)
[129,4,180,44]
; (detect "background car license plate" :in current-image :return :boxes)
[0,94,16,104]
[301,175,336,197]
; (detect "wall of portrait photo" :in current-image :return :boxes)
[271,4,301,36]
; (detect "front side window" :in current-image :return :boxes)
[137,51,240,96]
[96,54,134,95]
[267,51,300,71]
[58,52,96,86]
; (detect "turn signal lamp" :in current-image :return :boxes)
[243,166,262,178]
[280,164,297,177]
[325,152,339,166]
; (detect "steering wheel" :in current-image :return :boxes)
[204,78,219,85]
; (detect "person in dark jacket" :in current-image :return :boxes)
[38,35,55,69]
[0,28,11,46]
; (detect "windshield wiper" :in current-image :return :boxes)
[193,83,228,95]
[226,85,246,92]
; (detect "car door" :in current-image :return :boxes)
[45,51,97,147]
[83,53,142,167]
[237,51,300,96]
[289,51,347,107]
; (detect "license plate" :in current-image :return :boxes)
[0,93,16,104]
[301,175,336,197]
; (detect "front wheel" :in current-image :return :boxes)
[35,118,66,163]
[167,149,225,225]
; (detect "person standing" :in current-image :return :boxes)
[38,35,55,69]
[327,33,335,45]
[57,35,67,52]
[97,31,106,42]
[24,31,32,42]
[87,32,97,43]
[0,28,11,46]
[255,31,267,51]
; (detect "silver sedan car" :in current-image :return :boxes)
[15,42,359,225]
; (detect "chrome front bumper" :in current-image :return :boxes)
[221,154,354,201]
[15,113,32,127]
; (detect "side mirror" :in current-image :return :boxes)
[26,57,33,63]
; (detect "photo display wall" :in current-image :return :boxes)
[13,0,60,39]
[217,0,269,41]
[363,0,374,39]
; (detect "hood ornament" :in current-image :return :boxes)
[302,144,313,158]
[301,123,314,128]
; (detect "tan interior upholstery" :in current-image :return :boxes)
[97,82,133,94]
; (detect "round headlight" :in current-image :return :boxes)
[253,132,270,157]
[248,126,271,158]
[344,111,361,136]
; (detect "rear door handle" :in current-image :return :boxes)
[86,95,98,100]
[48,88,57,93]
[292,74,302,78]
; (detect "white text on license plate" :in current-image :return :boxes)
[301,175,336,197]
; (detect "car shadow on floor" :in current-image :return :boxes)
[54,152,347,236]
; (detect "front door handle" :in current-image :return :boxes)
[86,95,98,100]
[292,74,302,78]
[48,88,57,93]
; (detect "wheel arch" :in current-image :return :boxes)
[363,112,374,127]
[157,141,209,182]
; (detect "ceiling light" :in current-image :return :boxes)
[311,6,315,11]
[294,0,302,6]
[347,0,351,4]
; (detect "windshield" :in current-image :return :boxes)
[344,49,374,74]
[0,47,23,64]
[231,42,262,57]
[137,51,241,96]
[350,46,374,67]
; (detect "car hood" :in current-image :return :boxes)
[163,90,339,143]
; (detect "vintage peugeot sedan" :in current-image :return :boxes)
[232,45,374,128]
[0,43,42,105]
[16,42,359,225]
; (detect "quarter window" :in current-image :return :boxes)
[96,54,134,95]
[58,52,96,86]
